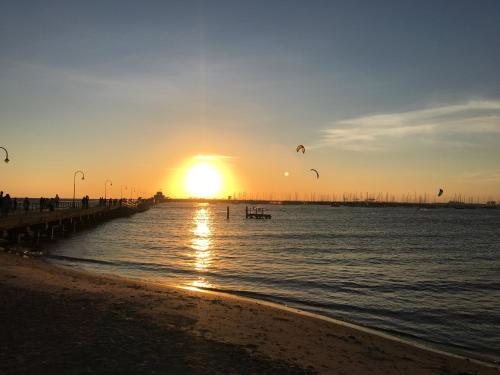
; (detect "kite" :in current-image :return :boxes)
[310,169,319,179]
[296,145,305,154]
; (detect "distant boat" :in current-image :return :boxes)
[154,191,167,203]
[447,201,472,209]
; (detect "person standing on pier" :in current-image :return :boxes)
[4,194,11,216]
[23,197,30,214]
[81,195,90,209]
[49,198,55,211]
[1,193,11,216]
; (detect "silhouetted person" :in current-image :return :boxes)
[13,197,17,211]
[55,194,60,208]
[49,198,55,211]
[4,194,11,216]
[23,197,30,214]
[86,195,90,208]
[81,196,86,209]
[39,197,44,212]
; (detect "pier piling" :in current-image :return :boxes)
[1,199,155,249]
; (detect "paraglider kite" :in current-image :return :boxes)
[296,145,305,154]
[437,188,444,197]
[310,168,319,179]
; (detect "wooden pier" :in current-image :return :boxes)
[245,206,271,219]
[0,200,152,246]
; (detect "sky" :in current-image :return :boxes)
[1,0,499,200]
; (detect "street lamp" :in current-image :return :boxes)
[0,146,9,163]
[104,179,112,199]
[73,170,85,208]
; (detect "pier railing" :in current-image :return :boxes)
[0,199,153,244]
[0,199,141,218]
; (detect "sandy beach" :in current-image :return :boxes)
[0,252,498,375]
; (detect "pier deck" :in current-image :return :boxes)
[0,201,152,245]
[245,206,272,219]
[0,206,116,231]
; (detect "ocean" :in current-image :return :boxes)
[48,202,500,362]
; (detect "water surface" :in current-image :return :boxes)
[49,202,500,362]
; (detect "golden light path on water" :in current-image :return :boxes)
[189,204,213,289]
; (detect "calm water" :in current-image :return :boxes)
[49,203,500,362]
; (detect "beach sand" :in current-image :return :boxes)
[1,252,498,375]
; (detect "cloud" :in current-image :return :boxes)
[315,100,500,151]
[0,57,182,100]
[192,155,233,160]
[460,169,500,183]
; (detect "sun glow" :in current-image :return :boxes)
[185,162,222,198]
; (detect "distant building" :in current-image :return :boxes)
[154,191,167,203]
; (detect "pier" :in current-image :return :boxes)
[245,206,271,219]
[0,199,153,246]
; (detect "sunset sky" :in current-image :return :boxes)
[1,1,499,200]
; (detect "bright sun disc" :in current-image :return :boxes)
[185,163,222,198]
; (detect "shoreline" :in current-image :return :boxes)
[1,252,499,374]
[61,263,498,366]
[178,285,499,368]
[48,254,498,366]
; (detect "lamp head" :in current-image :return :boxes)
[4,158,9,163]
[81,176,85,180]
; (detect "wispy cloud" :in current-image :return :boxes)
[314,100,500,151]
[460,169,500,183]
[0,57,183,100]
[192,155,233,160]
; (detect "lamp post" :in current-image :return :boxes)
[120,185,127,200]
[0,146,9,163]
[104,179,112,199]
[130,187,135,200]
[73,170,85,208]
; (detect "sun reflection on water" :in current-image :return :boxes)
[189,206,213,288]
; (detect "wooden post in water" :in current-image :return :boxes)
[226,206,230,219]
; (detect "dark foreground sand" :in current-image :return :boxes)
[1,253,498,375]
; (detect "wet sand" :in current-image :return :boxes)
[1,252,498,375]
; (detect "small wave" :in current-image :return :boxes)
[47,254,115,266]
[190,284,500,363]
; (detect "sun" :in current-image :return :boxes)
[185,162,222,198]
